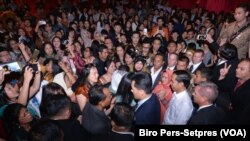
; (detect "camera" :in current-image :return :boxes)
[197,34,207,40]
[29,64,39,72]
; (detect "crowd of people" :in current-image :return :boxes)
[0,0,250,141]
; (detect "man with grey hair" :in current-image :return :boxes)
[187,82,227,124]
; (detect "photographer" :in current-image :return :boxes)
[218,3,250,59]
[0,66,41,117]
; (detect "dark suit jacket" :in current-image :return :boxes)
[53,119,91,141]
[135,94,161,125]
[211,58,238,109]
[92,130,134,141]
[82,102,111,135]
[230,79,250,124]
[191,62,206,74]
[107,131,134,141]
[187,105,226,125]
[152,72,161,90]
[151,67,164,90]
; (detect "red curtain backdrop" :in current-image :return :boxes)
[168,0,196,10]
[10,0,250,15]
[168,0,250,13]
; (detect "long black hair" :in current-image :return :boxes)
[3,103,26,133]
[116,72,135,105]
[71,63,96,91]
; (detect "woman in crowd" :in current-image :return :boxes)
[99,59,116,86]
[115,72,136,107]
[0,67,41,117]
[124,49,136,72]
[133,55,148,72]
[73,63,99,111]
[152,70,173,123]
[3,103,35,141]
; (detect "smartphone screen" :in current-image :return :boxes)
[0,62,22,72]
[143,28,148,35]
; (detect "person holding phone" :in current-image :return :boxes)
[150,17,169,41]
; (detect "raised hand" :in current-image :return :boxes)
[0,70,5,84]
[156,89,166,101]
[206,34,214,43]
[24,66,34,82]
[219,63,231,80]
[18,43,26,51]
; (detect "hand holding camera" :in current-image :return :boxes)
[197,34,207,41]
[38,20,46,25]
[205,34,214,43]
[24,66,34,83]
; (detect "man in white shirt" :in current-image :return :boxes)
[163,70,193,125]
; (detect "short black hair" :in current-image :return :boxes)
[43,94,71,118]
[98,44,108,53]
[219,43,237,60]
[196,67,212,81]
[157,16,164,21]
[88,85,106,105]
[178,55,190,65]
[131,72,152,94]
[236,3,249,12]
[110,103,134,129]
[174,70,191,89]
[29,120,63,141]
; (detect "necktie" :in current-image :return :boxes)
[189,65,193,73]
[134,103,138,111]
[234,81,242,92]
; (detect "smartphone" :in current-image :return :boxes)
[143,28,148,35]
[29,64,39,72]
[31,49,40,61]
[0,62,22,72]
[197,34,207,40]
[38,20,46,25]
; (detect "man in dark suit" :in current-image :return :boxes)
[189,49,205,74]
[107,103,134,141]
[187,82,226,124]
[131,72,161,125]
[229,59,250,124]
[150,54,165,89]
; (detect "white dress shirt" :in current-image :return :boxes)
[197,104,213,112]
[191,62,202,73]
[135,95,152,111]
[163,90,193,125]
[151,67,163,85]
[167,66,175,71]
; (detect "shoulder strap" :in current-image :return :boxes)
[229,22,250,43]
